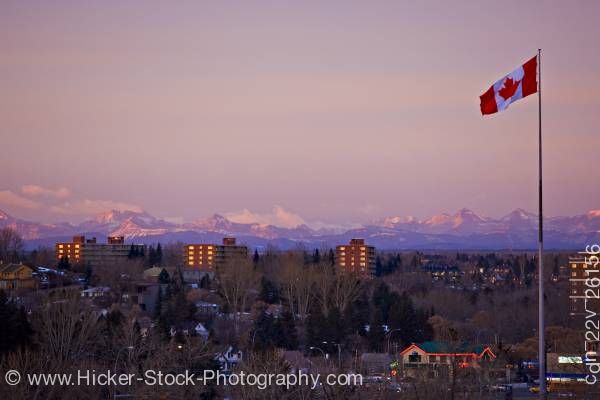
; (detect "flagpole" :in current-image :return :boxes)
[537,48,546,398]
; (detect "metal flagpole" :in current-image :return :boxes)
[537,48,546,398]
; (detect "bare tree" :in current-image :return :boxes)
[275,254,316,320]
[0,227,24,263]
[314,265,362,316]
[217,257,260,316]
[33,296,102,366]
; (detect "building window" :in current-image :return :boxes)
[408,353,422,363]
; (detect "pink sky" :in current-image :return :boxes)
[1,0,599,226]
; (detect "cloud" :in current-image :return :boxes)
[21,184,71,199]
[0,190,42,209]
[49,199,143,216]
[225,206,305,228]
[0,184,143,222]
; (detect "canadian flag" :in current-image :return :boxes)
[480,56,538,115]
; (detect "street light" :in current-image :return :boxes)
[113,346,134,400]
[323,341,342,370]
[251,328,263,346]
[309,346,328,359]
[386,329,403,354]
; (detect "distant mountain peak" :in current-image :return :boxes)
[379,215,419,228]
[93,209,148,224]
[4,207,600,250]
[424,213,452,226]
[454,208,485,219]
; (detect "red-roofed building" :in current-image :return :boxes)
[399,341,496,379]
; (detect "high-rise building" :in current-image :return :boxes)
[569,256,600,352]
[569,256,592,322]
[335,238,376,276]
[55,235,145,267]
[185,237,248,270]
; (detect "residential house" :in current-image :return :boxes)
[0,263,36,290]
[195,301,221,316]
[143,267,172,282]
[400,341,496,378]
[215,346,243,373]
[182,269,212,285]
[81,286,111,298]
[360,353,393,375]
[122,282,163,315]
[281,350,313,374]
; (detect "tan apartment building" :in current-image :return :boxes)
[184,237,248,270]
[335,238,376,276]
[56,235,145,267]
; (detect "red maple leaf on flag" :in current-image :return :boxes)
[498,77,520,100]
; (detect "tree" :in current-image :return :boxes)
[84,264,93,282]
[155,243,163,266]
[0,227,24,263]
[314,266,362,317]
[312,249,321,264]
[57,255,71,270]
[275,254,316,320]
[251,311,281,350]
[158,269,170,284]
[278,310,298,350]
[127,244,137,259]
[217,258,260,317]
[0,290,33,355]
[259,277,280,304]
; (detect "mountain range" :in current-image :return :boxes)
[2,208,599,250]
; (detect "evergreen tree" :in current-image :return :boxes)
[253,249,260,264]
[259,277,280,304]
[367,308,386,352]
[344,290,370,335]
[252,311,282,350]
[128,244,136,259]
[375,256,383,277]
[156,243,163,266]
[158,269,170,284]
[312,249,321,264]
[306,305,326,348]
[154,287,163,320]
[327,249,335,266]
[148,246,156,266]
[57,255,71,270]
[84,264,93,282]
[0,290,33,355]
[278,311,298,350]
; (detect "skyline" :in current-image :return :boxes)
[2,1,600,226]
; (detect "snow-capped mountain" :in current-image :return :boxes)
[2,207,599,250]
